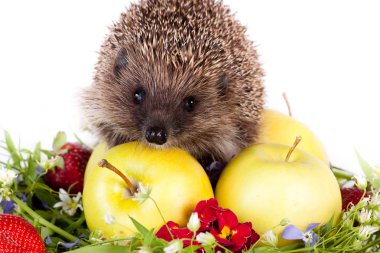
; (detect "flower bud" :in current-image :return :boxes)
[261,230,278,247]
[187,212,200,232]
[164,240,183,253]
[354,175,367,190]
[196,232,216,246]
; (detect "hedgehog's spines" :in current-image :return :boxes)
[82,0,264,163]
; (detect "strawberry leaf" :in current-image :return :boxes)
[56,156,65,169]
[53,131,67,153]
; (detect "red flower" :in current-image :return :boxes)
[210,209,259,252]
[194,198,222,231]
[156,198,260,252]
[156,221,199,247]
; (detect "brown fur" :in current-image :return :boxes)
[81,0,264,163]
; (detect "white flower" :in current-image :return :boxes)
[358,225,380,241]
[103,213,116,225]
[187,212,200,232]
[38,154,61,169]
[357,209,373,224]
[53,188,83,216]
[137,246,153,253]
[354,175,368,190]
[164,240,183,253]
[0,187,13,202]
[261,230,278,247]
[196,232,216,246]
[132,182,152,204]
[0,167,18,187]
[369,189,380,206]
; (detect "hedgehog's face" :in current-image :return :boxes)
[101,47,233,157]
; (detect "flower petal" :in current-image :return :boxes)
[194,198,221,230]
[310,232,318,246]
[305,223,320,232]
[281,225,304,240]
[217,209,238,229]
[53,202,64,208]
[156,221,180,241]
[57,238,80,249]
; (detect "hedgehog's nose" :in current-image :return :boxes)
[145,126,167,145]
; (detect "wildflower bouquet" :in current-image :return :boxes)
[1,131,380,253]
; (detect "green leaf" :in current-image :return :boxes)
[129,216,149,237]
[183,245,203,252]
[33,142,42,162]
[56,156,65,169]
[40,226,54,240]
[34,188,59,207]
[203,246,215,253]
[356,150,373,180]
[4,130,21,166]
[319,214,335,237]
[65,245,129,253]
[372,179,380,189]
[53,131,67,153]
[143,229,155,246]
[150,237,167,249]
[25,155,38,182]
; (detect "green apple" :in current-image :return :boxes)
[215,142,341,246]
[83,142,214,238]
[257,109,329,164]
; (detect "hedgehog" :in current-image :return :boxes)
[81,0,264,165]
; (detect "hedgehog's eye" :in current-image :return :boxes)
[133,89,146,104]
[183,96,196,112]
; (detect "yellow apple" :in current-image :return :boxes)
[83,142,108,183]
[257,109,329,164]
[215,143,341,246]
[83,142,214,239]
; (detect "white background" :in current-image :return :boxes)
[0,1,379,175]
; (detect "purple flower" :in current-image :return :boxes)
[58,238,80,249]
[282,223,320,247]
[18,192,27,202]
[0,193,27,214]
[45,236,53,244]
[36,166,44,175]
[0,199,15,214]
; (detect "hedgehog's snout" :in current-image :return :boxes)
[145,126,168,145]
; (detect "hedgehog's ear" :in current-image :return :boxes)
[217,74,228,97]
[114,48,128,76]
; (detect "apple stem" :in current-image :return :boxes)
[282,92,293,117]
[285,136,302,162]
[98,159,136,193]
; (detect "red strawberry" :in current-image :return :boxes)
[0,214,45,253]
[44,142,91,193]
[340,187,367,211]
